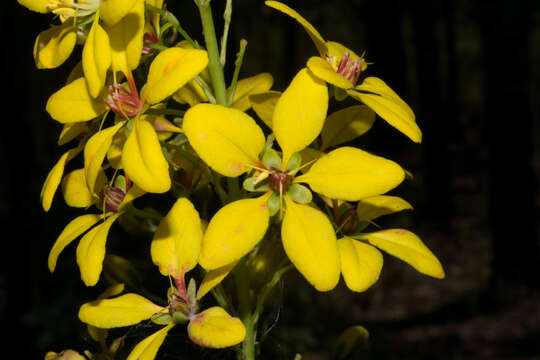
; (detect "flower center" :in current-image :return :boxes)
[104,77,143,117]
[46,0,100,19]
[104,185,126,212]
[329,51,365,85]
[268,168,293,194]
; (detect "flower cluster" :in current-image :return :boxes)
[21,0,444,359]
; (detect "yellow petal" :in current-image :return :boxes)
[356,195,413,222]
[188,307,245,348]
[272,68,328,167]
[79,293,164,328]
[320,105,375,151]
[338,237,383,292]
[119,183,146,210]
[143,47,209,104]
[249,90,281,130]
[76,213,122,286]
[106,129,127,169]
[264,1,327,56]
[281,196,340,291]
[127,323,174,360]
[348,77,421,143]
[84,122,125,195]
[48,214,101,273]
[33,20,77,69]
[106,0,144,75]
[199,195,270,270]
[196,261,238,300]
[58,122,90,146]
[45,350,86,360]
[295,146,405,201]
[17,0,49,13]
[151,198,203,276]
[100,0,138,27]
[40,146,82,212]
[46,77,108,123]
[122,116,171,193]
[61,168,104,208]
[183,104,265,177]
[230,73,274,111]
[297,147,324,174]
[359,229,445,279]
[172,79,209,106]
[307,56,352,90]
[83,15,111,98]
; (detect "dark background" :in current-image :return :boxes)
[3,0,540,359]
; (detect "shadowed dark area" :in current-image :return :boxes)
[3,0,540,359]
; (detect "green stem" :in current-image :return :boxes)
[227,39,248,106]
[234,262,256,360]
[196,0,228,106]
[220,0,233,66]
[121,204,163,222]
[145,3,199,49]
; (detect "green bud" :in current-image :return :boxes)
[333,86,348,101]
[187,278,197,307]
[286,152,302,171]
[151,312,173,325]
[267,192,280,216]
[243,176,270,192]
[286,184,312,204]
[109,337,125,354]
[172,311,189,324]
[332,325,369,360]
[113,175,128,193]
[262,148,282,170]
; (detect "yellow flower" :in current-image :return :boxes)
[78,198,246,358]
[265,1,421,143]
[183,67,406,291]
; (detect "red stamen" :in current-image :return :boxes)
[104,77,143,117]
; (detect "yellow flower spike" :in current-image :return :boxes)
[79,293,165,328]
[249,90,281,130]
[62,168,105,208]
[40,146,82,212]
[356,195,413,222]
[264,1,327,57]
[347,77,421,143]
[76,213,122,286]
[83,13,111,98]
[196,261,238,300]
[229,72,274,111]
[99,0,139,27]
[48,214,102,273]
[338,237,383,292]
[151,198,203,277]
[198,194,271,270]
[17,0,49,13]
[295,146,405,201]
[281,196,340,291]
[143,47,209,105]
[126,323,175,360]
[359,229,445,279]
[84,122,125,195]
[106,0,145,75]
[187,307,246,348]
[184,104,266,177]
[121,115,171,194]
[272,68,328,168]
[46,77,108,123]
[320,105,375,151]
[33,20,77,69]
